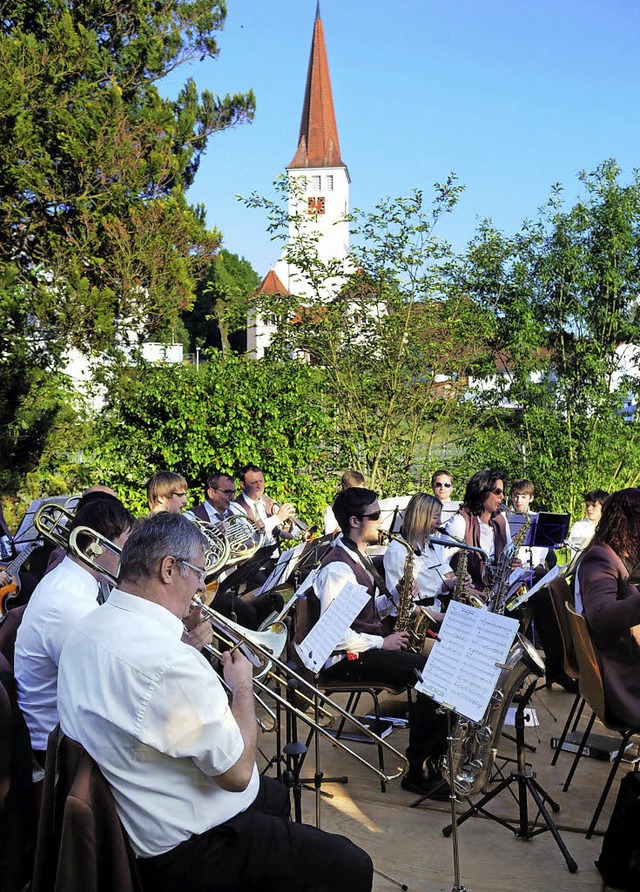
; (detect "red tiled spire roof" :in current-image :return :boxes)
[254,269,290,296]
[288,4,345,170]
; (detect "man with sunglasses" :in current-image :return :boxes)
[57,512,373,892]
[312,487,449,799]
[431,469,458,523]
[190,471,237,523]
[445,468,511,596]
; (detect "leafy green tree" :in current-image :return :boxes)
[89,352,336,522]
[184,250,260,355]
[460,160,640,516]
[243,179,493,493]
[0,0,255,491]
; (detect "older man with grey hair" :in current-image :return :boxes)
[57,512,372,892]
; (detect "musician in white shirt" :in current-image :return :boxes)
[384,493,454,614]
[230,464,295,548]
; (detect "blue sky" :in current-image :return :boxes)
[161,0,640,277]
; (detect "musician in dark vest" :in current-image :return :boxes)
[191,472,236,524]
[445,469,510,596]
[313,487,449,798]
[230,464,296,551]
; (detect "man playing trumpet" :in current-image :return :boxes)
[231,463,297,550]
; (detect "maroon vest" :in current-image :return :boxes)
[318,545,383,637]
[451,506,508,590]
[231,493,275,524]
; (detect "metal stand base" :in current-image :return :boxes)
[442,681,578,873]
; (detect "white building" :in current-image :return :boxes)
[248,5,350,358]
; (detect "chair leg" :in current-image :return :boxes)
[586,731,633,839]
[367,688,387,793]
[562,711,596,792]
[334,691,361,738]
[551,693,582,766]
[571,697,586,733]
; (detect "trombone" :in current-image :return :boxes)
[196,599,409,786]
[63,523,408,785]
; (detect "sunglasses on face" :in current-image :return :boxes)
[359,510,382,521]
[434,482,452,488]
[491,488,505,496]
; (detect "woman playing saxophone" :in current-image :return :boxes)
[383,493,456,619]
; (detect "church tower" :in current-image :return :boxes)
[248,4,350,357]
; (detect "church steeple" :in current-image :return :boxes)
[288,4,345,169]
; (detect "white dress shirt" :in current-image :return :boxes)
[57,588,259,858]
[568,518,596,552]
[15,556,99,751]
[314,541,396,668]
[383,538,452,611]
[230,494,281,546]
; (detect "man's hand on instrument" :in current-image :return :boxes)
[182,605,213,651]
[630,624,640,648]
[0,570,9,587]
[382,631,410,651]
[276,502,296,524]
[221,649,254,694]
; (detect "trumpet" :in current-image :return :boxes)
[271,502,315,540]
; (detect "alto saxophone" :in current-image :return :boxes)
[380,532,433,654]
[450,546,484,609]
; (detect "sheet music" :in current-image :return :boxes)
[505,564,561,611]
[294,581,370,674]
[415,601,519,723]
[255,542,306,596]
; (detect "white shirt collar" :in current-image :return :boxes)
[107,588,184,638]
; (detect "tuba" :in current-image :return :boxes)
[446,633,545,796]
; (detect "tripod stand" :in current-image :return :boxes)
[442,679,578,873]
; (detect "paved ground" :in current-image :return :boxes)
[257,679,631,892]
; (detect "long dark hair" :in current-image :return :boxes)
[589,488,640,565]
[462,469,506,516]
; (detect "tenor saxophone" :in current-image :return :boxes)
[446,633,545,796]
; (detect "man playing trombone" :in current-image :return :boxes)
[57,513,373,892]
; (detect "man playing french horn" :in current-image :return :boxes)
[57,512,373,892]
[312,487,450,799]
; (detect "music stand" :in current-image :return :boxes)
[441,678,577,873]
[507,512,570,551]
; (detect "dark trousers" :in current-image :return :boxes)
[137,776,372,892]
[321,649,448,773]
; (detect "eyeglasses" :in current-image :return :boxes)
[175,557,207,583]
[358,510,382,521]
[434,482,452,489]
[491,488,505,496]
[216,488,236,495]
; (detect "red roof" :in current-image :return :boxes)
[254,269,290,296]
[288,5,345,170]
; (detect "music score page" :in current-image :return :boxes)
[295,582,370,674]
[415,601,519,723]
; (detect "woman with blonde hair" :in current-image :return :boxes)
[384,493,455,611]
